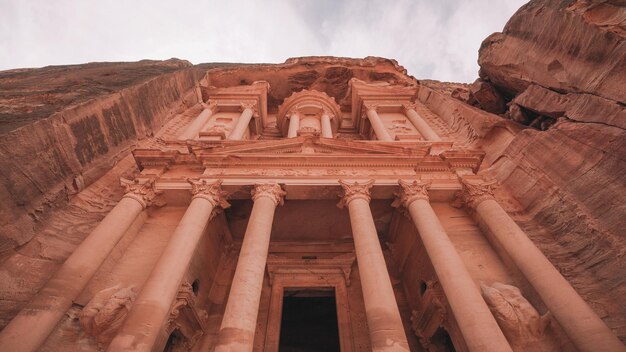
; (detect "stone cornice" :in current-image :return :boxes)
[251,183,286,206]
[392,179,431,208]
[337,179,375,207]
[120,178,161,209]
[187,179,230,208]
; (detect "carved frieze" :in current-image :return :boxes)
[266,254,356,286]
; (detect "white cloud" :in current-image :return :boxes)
[0,0,526,82]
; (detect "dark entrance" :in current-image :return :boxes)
[278,288,340,352]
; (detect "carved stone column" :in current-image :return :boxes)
[227,102,256,140]
[364,103,393,141]
[0,179,158,352]
[461,177,625,352]
[338,180,409,351]
[321,110,333,138]
[107,179,229,352]
[394,180,512,352]
[287,110,300,138]
[402,103,441,141]
[214,183,286,352]
[178,102,218,140]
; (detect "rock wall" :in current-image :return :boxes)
[201,56,417,112]
[0,60,201,255]
[468,0,626,341]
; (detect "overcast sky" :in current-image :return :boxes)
[0,0,526,82]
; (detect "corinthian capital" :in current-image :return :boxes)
[251,183,286,206]
[188,179,230,208]
[392,179,430,208]
[363,102,379,112]
[201,100,219,112]
[120,178,161,209]
[402,102,417,113]
[240,101,259,117]
[337,179,375,207]
[459,177,497,209]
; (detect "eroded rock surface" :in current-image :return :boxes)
[201,56,416,112]
[471,0,626,342]
[0,59,200,254]
[481,282,558,351]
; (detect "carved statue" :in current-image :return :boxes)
[79,285,137,344]
[481,282,559,352]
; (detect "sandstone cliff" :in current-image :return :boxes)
[471,0,626,341]
[0,59,201,254]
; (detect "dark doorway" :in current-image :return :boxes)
[278,288,340,352]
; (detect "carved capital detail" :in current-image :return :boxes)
[251,183,286,206]
[187,179,230,208]
[240,101,259,117]
[321,107,335,120]
[402,102,417,113]
[337,179,375,207]
[120,178,161,209]
[363,102,379,112]
[459,177,498,209]
[201,100,219,112]
[392,179,431,208]
[285,108,301,120]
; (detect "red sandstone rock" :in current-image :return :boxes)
[468,79,507,114]
[0,6,624,348]
[479,0,626,103]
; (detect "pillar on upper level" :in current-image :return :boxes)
[320,109,334,138]
[214,183,286,352]
[178,102,218,140]
[338,180,409,351]
[460,177,625,352]
[364,103,393,141]
[394,180,512,352]
[0,179,159,352]
[287,110,300,138]
[227,102,256,140]
[107,180,229,352]
[402,103,441,141]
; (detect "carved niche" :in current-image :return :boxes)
[164,281,208,350]
[410,280,449,350]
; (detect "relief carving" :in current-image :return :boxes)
[251,183,287,206]
[392,179,431,209]
[165,281,207,349]
[120,177,161,209]
[79,285,137,344]
[481,282,559,352]
[187,179,230,208]
[457,177,498,209]
[337,179,375,207]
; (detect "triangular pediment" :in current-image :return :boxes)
[197,136,428,156]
